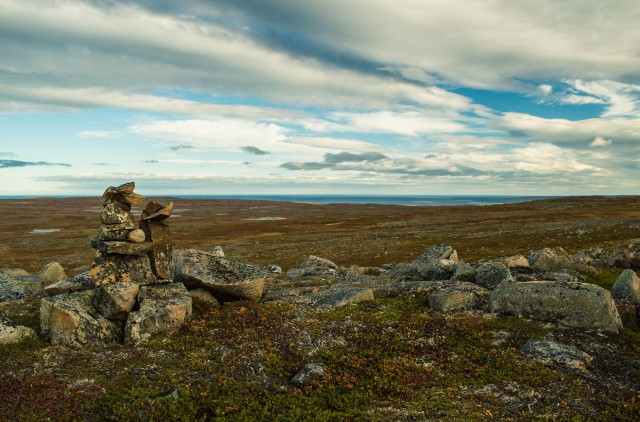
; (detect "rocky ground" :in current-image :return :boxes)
[0,196,639,420]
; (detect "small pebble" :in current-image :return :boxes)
[127,229,146,243]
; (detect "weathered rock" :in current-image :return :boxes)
[209,246,225,257]
[141,201,173,221]
[174,249,266,302]
[265,264,282,274]
[0,271,41,302]
[89,238,153,256]
[497,254,530,268]
[490,281,622,333]
[0,315,36,344]
[521,339,592,372]
[102,182,145,205]
[140,220,173,279]
[40,290,123,347]
[372,280,440,298]
[412,244,459,280]
[89,252,156,286]
[451,261,475,283]
[45,271,94,296]
[611,269,640,302]
[262,284,374,310]
[428,283,489,312]
[301,255,338,270]
[93,282,140,320]
[416,259,457,281]
[285,266,337,283]
[101,200,134,225]
[188,288,220,308]
[37,262,67,287]
[473,260,514,290]
[510,266,585,283]
[529,247,574,271]
[125,283,192,345]
[388,263,423,281]
[97,222,136,241]
[0,268,29,278]
[127,229,146,243]
[291,363,327,385]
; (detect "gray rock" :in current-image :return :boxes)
[413,244,458,264]
[93,282,140,320]
[40,290,123,347]
[89,238,153,256]
[0,315,36,344]
[89,252,156,286]
[301,255,338,270]
[528,247,574,271]
[284,266,337,283]
[310,287,374,310]
[416,259,457,281]
[521,339,592,372]
[97,222,136,241]
[451,261,475,283]
[497,254,530,268]
[124,283,192,345]
[0,271,42,302]
[37,262,67,287]
[473,260,514,290]
[490,281,622,333]
[45,271,94,296]
[428,283,489,312]
[265,264,282,274]
[388,263,423,281]
[209,246,225,257]
[372,280,440,298]
[174,249,266,302]
[291,363,327,385]
[611,269,640,302]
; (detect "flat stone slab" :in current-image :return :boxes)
[89,238,153,256]
[521,339,592,372]
[262,284,374,310]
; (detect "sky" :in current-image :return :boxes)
[1,0,639,196]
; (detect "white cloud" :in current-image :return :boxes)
[590,136,613,147]
[331,111,466,136]
[77,130,119,138]
[283,137,386,153]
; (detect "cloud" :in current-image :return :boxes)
[241,146,270,155]
[0,152,17,158]
[0,159,71,168]
[78,130,119,138]
[323,152,387,163]
[331,111,467,136]
[92,162,115,166]
[590,136,613,147]
[143,160,159,163]
[283,137,386,153]
[169,144,194,151]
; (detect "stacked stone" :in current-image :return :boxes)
[40,182,192,347]
[88,182,156,286]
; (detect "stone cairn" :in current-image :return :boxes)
[40,182,192,347]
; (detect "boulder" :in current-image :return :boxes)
[174,249,266,302]
[413,244,459,280]
[93,282,140,320]
[0,274,40,302]
[262,285,374,310]
[451,261,475,283]
[97,222,136,241]
[291,363,327,385]
[528,247,574,271]
[497,254,530,268]
[0,315,36,344]
[125,283,192,345]
[414,244,458,264]
[40,290,123,347]
[490,281,622,333]
[473,260,513,290]
[372,280,440,298]
[611,269,640,302]
[388,263,423,281]
[428,283,488,313]
[521,339,592,372]
[37,262,67,287]
[301,255,338,270]
[209,246,225,257]
[89,252,156,286]
[45,271,94,296]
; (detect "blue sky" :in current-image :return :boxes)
[0,0,639,196]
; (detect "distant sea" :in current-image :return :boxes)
[0,194,555,206]
[167,195,556,206]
